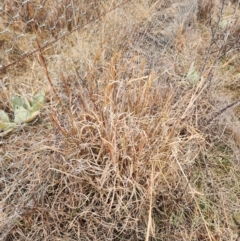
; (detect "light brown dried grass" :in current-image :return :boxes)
[1,0,240,241]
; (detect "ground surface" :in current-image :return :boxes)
[1,0,240,240]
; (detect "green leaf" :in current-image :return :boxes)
[27,109,40,123]
[12,96,23,110]
[186,62,200,86]
[0,110,10,123]
[14,106,28,124]
[22,96,31,110]
[12,95,32,110]
[220,19,229,30]
[31,90,45,111]
[14,106,40,124]
[0,120,16,131]
[0,110,15,135]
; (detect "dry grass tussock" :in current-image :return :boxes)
[1,0,240,240]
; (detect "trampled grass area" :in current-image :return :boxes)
[1,0,240,240]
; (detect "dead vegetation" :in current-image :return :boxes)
[1,0,240,240]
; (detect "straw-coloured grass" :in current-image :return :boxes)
[1,0,240,240]
[1,60,207,240]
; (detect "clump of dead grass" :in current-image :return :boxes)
[1,54,207,240]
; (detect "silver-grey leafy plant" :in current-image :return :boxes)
[0,90,45,137]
